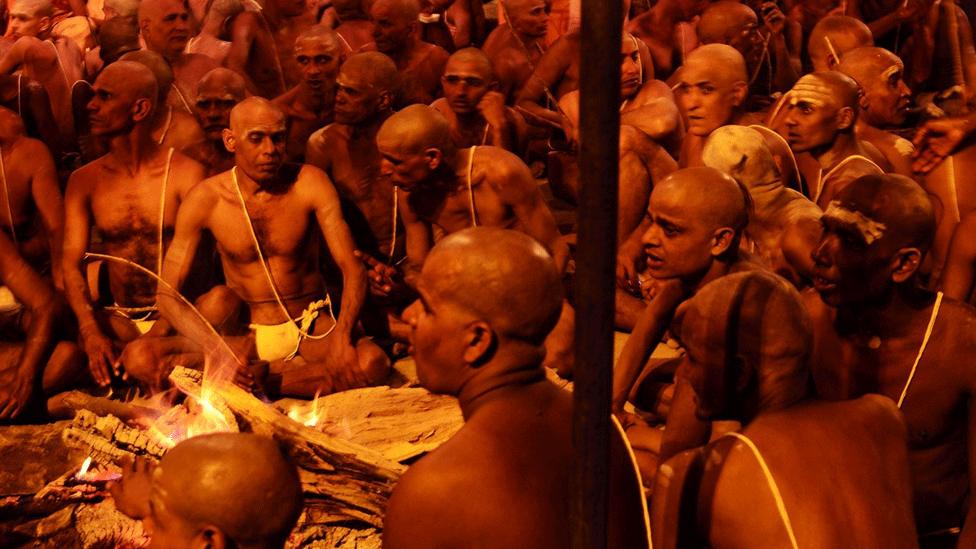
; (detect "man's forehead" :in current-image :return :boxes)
[679,58,730,84]
[444,59,488,78]
[823,200,887,245]
[788,76,839,109]
[295,39,340,55]
[197,89,238,101]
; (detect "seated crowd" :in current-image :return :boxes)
[0,0,975,546]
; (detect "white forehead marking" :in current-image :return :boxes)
[824,200,888,245]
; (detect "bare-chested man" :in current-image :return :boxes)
[805,173,976,546]
[120,50,206,156]
[138,0,220,113]
[0,0,84,142]
[837,47,915,176]
[0,107,64,288]
[384,227,649,549]
[63,61,206,388]
[262,0,320,91]
[481,0,550,100]
[363,0,449,106]
[273,26,344,162]
[223,0,289,99]
[370,105,573,372]
[626,0,706,79]
[430,48,527,154]
[702,125,821,288]
[651,270,917,548]
[306,52,397,260]
[155,98,389,397]
[192,68,245,176]
[807,15,874,72]
[779,71,886,207]
[329,0,374,52]
[185,0,239,65]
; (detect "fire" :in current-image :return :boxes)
[288,390,325,427]
[77,456,92,479]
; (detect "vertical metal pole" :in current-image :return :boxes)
[572,0,621,547]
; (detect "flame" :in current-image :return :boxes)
[77,456,92,478]
[287,390,325,427]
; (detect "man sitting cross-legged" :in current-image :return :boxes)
[127,97,390,397]
[384,227,649,549]
[651,270,918,549]
[805,173,976,546]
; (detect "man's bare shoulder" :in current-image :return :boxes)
[475,146,534,188]
[417,41,449,64]
[170,149,207,178]
[183,52,221,70]
[357,41,378,53]
[232,9,266,31]
[68,156,110,185]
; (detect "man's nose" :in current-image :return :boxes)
[641,224,659,247]
[812,236,834,267]
[403,300,419,325]
[380,159,393,177]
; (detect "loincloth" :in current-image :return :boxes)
[104,303,157,335]
[249,299,331,362]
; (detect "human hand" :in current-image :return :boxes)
[616,237,645,293]
[0,367,33,419]
[354,250,401,297]
[476,91,508,129]
[326,339,367,391]
[559,114,578,151]
[81,324,117,387]
[912,116,973,173]
[759,2,786,36]
[109,457,155,520]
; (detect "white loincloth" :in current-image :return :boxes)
[249,299,329,362]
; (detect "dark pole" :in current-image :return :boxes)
[571,0,621,546]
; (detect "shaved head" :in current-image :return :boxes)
[838,46,903,81]
[445,47,495,81]
[9,0,53,17]
[339,51,398,93]
[657,167,750,231]
[808,15,873,71]
[837,47,911,127]
[229,97,284,133]
[697,1,757,45]
[790,71,860,111]
[377,104,453,155]
[703,125,780,190]
[295,24,344,52]
[98,60,159,106]
[197,68,246,100]
[423,227,563,343]
[121,49,174,102]
[682,43,748,84]
[97,15,140,64]
[151,433,302,547]
[829,174,936,252]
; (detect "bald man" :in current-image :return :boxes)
[613,167,763,421]
[430,48,527,153]
[121,50,206,156]
[362,0,449,107]
[223,0,288,99]
[306,52,398,261]
[192,68,246,176]
[261,0,319,91]
[110,433,303,548]
[697,1,800,98]
[0,0,84,143]
[371,105,573,372]
[804,174,976,546]
[152,98,390,397]
[273,27,344,162]
[63,61,206,388]
[385,227,649,549]
[138,0,220,114]
[652,271,918,548]
[481,0,550,100]
[777,71,887,208]
[807,15,874,72]
[86,15,141,77]
[702,125,821,289]
[837,47,915,176]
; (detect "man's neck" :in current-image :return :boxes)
[350,109,392,139]
[836,284,936,340]
[689,253,741,292]
[813,132,860,173]
[385,38,417,64]
[296,82,335,110]
[107,127,159,176]
[455,348,548,421]
[508,24,542,51]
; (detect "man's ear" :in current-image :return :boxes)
[836,106,855,131]
[424,147,443,170]
[890,247,923,283]
[710,227,737,257]
[462,321,496,365]
[193,525,228,549]
[131,98,153,123]
[38,15,51,35]
[222,128,236,153]
[731,81,748,107]
[378,89,394,112]
[857,90,870,113]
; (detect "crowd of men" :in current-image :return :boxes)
[0,0,975,545]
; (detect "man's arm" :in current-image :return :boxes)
[157,183,210,324]
[0,229,57,419]
[62,170,116,386]
[0,37,49,74]
[307,166,366,340]
[26,139,64,289]
[514,36,574,130]
[399,190,433,288]
[224,14,262,95]
[490,150,568,272]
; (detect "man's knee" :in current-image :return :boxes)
[195,285,245,330]
[358,339,391,384]
[121,337,168,387]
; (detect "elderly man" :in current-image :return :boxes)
[651,271,918,548]
[481,0,550,100]
[110,433,303,548]
[363,0,449,106]
[0,0,84,142]
[192,68,246,176]
[836,47,915,176]
[430,48,527,153]
[63,61,206,388]
[384,228,648,549]
[778,71,886,207]
[306,52,398,260]
[138,0,220,113]
[806,173,976,547]
[273,27,344,162]
[150,98,390,397]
